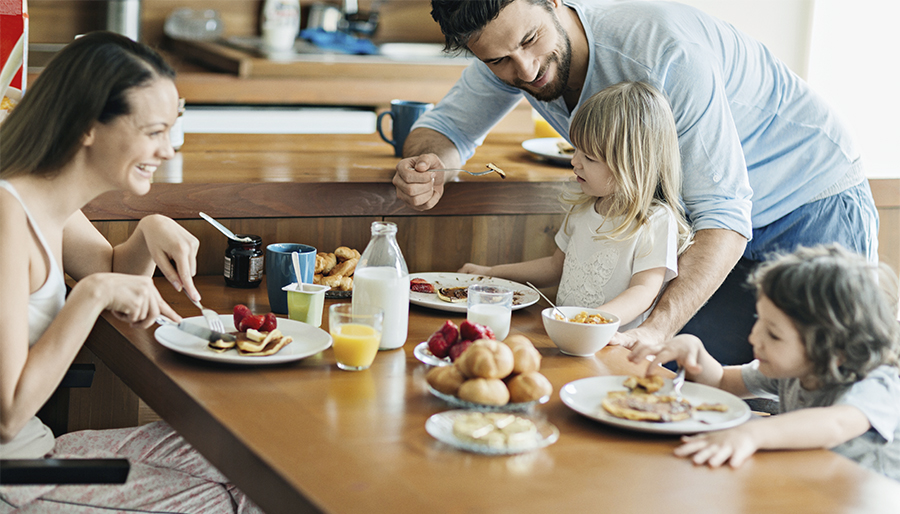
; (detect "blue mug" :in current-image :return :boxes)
[377,100,434,157]
[266,243,316,314]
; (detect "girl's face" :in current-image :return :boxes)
[748,294,816,385]
[83,78,179,195]
[571,148,616,199]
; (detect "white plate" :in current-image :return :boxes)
[414,341,451,367]
[560,376,751,434]
[521,137,573,166]
[428,385,549,413]
[154,315,332,365]
[409,273,539,313]
[425,409,559,455]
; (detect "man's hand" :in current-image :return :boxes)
[393,154,448,211]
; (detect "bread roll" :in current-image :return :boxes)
[507,371,553,403]
[455,339,514,379]
[426,365,466,396]
[335,246,361,261]
[316,253,337,274]
[328,257,358,277]
[457,378,510,406]
[503,335,542,374]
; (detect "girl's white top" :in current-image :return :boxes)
[0,179,64,458]
[555,202,678,331]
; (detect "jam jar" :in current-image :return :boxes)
[224,235,263,288]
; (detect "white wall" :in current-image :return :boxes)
[807,0,900,178]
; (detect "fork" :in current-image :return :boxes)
[672,365,686,400]
[187,294,225,333]
[431,163,506,178]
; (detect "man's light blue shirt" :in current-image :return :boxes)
[412,0,861,240]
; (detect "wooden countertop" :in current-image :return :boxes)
[83,132,573,221]
[84,275,900,514]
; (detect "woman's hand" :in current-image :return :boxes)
[136,215,200,301]
[674,425,760,468]
[80,272,181,328]
[458,263,491,275]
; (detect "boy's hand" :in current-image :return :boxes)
[674,424,760,468]
[631,334,706,377]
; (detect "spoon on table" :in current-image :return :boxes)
[199,212,254,243]
[526,281,567,321]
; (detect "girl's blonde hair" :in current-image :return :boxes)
[563,81,692,254]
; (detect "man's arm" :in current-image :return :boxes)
[619,228,747,352]
[392,128,462,211]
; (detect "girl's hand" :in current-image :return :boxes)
[458,263,491,275]
[81,273,181,328]
[674,425,759,468]
[137,215,201,300]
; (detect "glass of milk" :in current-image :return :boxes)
[466,285,513,341]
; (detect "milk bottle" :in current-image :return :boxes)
[352,222,409,350]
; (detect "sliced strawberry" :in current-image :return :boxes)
[437,320,460,346]
[460,320,494,341]
[233,304,252,328]
[449,340,474,362]
[239,314,265,332]
[427,332,453,359]
[259,312,278,333]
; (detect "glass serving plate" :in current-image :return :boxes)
[425,409,559,455]
[428,385,549,413]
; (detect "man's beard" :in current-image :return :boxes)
[507,16,573,102]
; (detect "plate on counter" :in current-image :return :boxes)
[426,409,559,455]
[428,385,549,413]
[522,137,573,166]
[414,342,451,367]
[155,315,332,365]
[559,376,751,434]
[409,273,539,313]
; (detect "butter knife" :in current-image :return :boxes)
[156,316,236,343]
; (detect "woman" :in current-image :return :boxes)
[0,32,262,513]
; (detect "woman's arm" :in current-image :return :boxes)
[458,248,566,288]
[63,211,200,300]
[675,405,871,468]
[597,267,666,327]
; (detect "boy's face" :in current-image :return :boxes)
[467,0,572,102]
[748,295,816,384]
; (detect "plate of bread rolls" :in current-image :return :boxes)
[314,246,360,298]
[425,335,552,412]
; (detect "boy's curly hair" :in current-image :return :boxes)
[749,244,900,387]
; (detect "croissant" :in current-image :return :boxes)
[315,252,337,275]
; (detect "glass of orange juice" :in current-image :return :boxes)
[329,303,383,371]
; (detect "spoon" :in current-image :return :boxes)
[199,212,254,243]
[526,281,567,321]
[291,251,304,289]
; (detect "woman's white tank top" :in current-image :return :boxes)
[0,179,63,458]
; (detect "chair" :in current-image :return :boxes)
[0,364,130,485]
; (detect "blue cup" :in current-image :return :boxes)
[266,243,316,314]
[377,100,434,157]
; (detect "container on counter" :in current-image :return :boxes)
[224,235,263,288]
[352,221,409,350]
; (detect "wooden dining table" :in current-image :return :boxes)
[84,275,900,514]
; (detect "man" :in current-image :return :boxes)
[392,0,877,365]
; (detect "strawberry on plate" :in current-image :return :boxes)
[233,304,252,328]
[239,314,266,332]
[259,312,278,333]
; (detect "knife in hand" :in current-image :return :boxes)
[156,316,236,342]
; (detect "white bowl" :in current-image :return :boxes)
[541,306,620,357]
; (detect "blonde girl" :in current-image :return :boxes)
[461,81,692,330]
